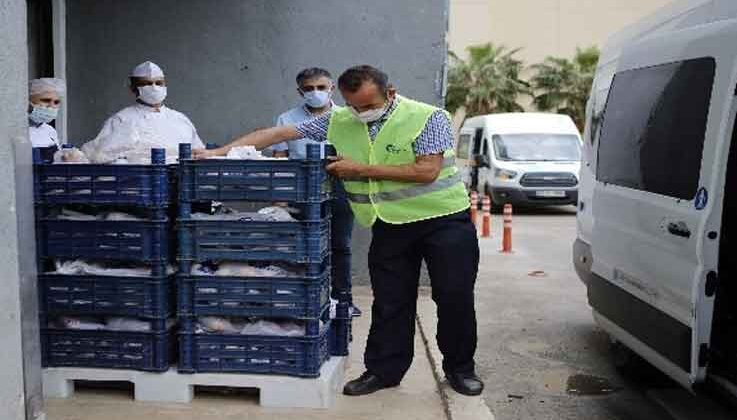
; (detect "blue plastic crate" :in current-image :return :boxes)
[41,327,175,372]
[177,144,332,204]
[38,274,174,319]
[178,318,330,377]
[329,302,352,357]
[37,219,170,262]
[177,217,330,264]
[178,269,330,319]
[33,148,171,208]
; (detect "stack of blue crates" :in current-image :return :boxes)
[176,144,342,378]
[33,148,175,372]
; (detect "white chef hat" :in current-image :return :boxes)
[29,78,66,97]
[130,61,165,79]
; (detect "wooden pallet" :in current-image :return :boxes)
[43,357,346,409]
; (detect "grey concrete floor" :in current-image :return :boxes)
[473,206,678,420]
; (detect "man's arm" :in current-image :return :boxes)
[194,126,301,159]
[326,154,443,184]
[270,113,291,157]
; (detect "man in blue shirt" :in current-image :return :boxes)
[272,68,361,317]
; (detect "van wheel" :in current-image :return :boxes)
[483,184,500,212]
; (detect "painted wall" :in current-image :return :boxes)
[65,0,450,285]
[65,0,449,144]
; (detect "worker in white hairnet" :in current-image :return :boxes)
[28,78,65,148]
[81,61,204,163]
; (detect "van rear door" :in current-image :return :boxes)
[589,20,737,387]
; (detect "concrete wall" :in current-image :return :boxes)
[65,0,450,285]
[449,0,672,63]
[65,0,449,144]
[0,2,44,420]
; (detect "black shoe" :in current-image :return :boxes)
[343,371,397,396]
[350,305,362,318]
[446,372,484,396]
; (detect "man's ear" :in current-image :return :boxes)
[387,86,397,101]
[297,88,305,98]
[130,86,140,97]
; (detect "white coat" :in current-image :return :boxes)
[29,122,60,148]
[82,103,204,163]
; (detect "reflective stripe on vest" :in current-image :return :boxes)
[346,172,463,204]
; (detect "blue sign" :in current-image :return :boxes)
[695,187,708,210]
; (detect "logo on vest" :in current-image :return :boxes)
[385,144,407,154]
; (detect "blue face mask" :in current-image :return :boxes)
[303,90,331,109]
[29,105,58,125]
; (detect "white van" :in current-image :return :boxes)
[574,0,737,398]
[457,113,582,208]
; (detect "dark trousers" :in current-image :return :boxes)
[331,181,354,301]
[365,210,479,384]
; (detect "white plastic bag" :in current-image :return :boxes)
[198,316,241,334]
[53,147,90,164]
[257,206,297,222]
[57,316,106,330]
[103,212,144,221]
[51,259,174,277]
[106,317,151,332]
[225,146,263,160]
[240,319,305,337]
[57,208,97,221]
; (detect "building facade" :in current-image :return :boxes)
[450,0,674,63]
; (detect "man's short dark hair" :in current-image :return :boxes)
[338,65,389,95]
[296,68,332,86]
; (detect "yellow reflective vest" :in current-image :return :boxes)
[327,96,469,227]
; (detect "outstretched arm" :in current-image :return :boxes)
[194,126,301,159]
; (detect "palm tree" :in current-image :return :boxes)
[446,43,530,117]
[530,46,600,131]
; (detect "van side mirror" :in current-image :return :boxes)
[475,155,491,168]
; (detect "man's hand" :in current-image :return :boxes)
[193,148,225,160]
[329,154,444,184]
[326,156,367,179]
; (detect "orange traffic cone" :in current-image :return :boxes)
[481,195,491,238]
[501,204,513,253]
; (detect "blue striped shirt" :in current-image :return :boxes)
[294,97,454,156]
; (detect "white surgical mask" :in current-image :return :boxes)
[350,103,388,124]
[303,90,331,108]
[138,85,167,106]
[29,105,58,125]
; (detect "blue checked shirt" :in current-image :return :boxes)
[294,97,455,156]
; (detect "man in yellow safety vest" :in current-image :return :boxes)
[196,65,483,397]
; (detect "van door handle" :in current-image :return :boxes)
[667,222,691,238]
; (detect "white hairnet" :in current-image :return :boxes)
[130,61,165,79]
[29,78,66,97]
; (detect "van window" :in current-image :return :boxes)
[492,134,581,162]
[597,57,716,199]
[457,134,471,158]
